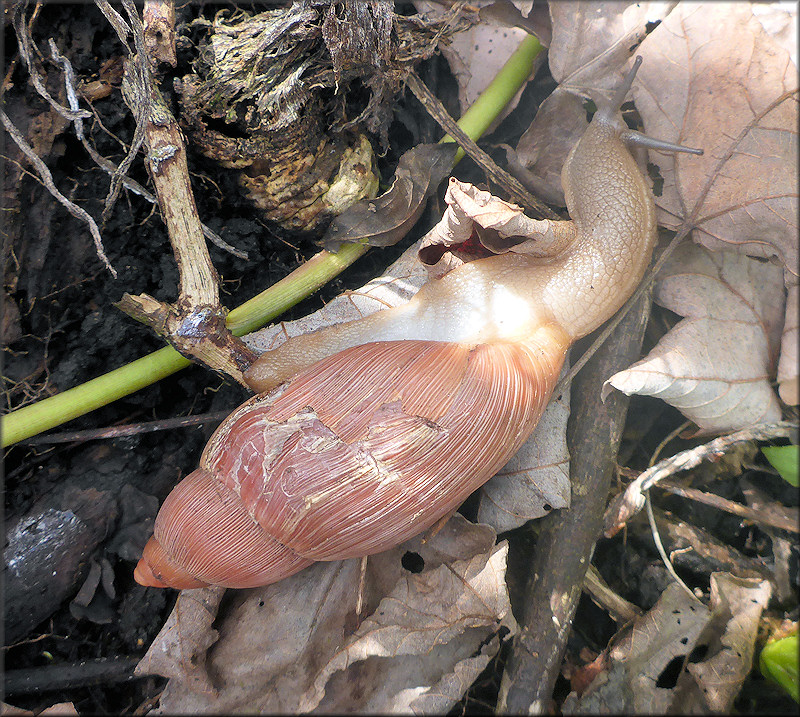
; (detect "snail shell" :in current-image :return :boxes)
[135,329,569,588]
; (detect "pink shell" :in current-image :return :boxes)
[136,330,569,589]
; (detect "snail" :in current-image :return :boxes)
[135,57,701,589]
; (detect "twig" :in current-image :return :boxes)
[643,418,696,598]
[645,492,696,600]
[0,107,116,277]
[405,70,559,220]
[4,656,142,695]
[110,0,257,383]
[498,281,652,713]
[19,410,231,445]
[583,564,642,624]
[655,479,800,535]
[603,421,799,538]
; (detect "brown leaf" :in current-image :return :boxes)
[512,2,671,203]
[135,586,225,695]
[607,243,785,433]
[413,1,540,120]
[418,178,576,275]
[635,3,798,281]
[563,574,771,714]
[322,143,457,251]
[148,516,515,714]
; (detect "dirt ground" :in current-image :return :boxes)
[3,3,796,714]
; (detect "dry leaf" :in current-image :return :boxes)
[143,516,516,714]
[514,2,797,404]
[685,574,773,712]
[513,1,674,203]
[607,243,785,433]
[563,573,771,713]
[135,586,225,694]
[0,704,77,716]
[635,2,798,278]
[418,178,578,271]
[777,284,798,404]
[322,143,457,251]
[633,2,798,404]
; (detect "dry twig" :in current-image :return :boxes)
[603,421,799,538]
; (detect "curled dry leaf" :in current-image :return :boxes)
[418,178,576,271]
[141,516,516,714]
[607,243,785,433]
[563,573,771,714]
[322,143,458,251]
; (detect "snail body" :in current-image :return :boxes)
[135,58,701,589]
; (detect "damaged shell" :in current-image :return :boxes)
[135,332,568,589]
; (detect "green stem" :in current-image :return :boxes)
[441,35,542,161]
[2,35,542,448]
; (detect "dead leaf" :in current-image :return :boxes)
[686,574,772,712]
[418,178,577,272]
[563,573,771,713]
[143,516,516,714]
[477,368,571,531]
[607,243,785,433]
[481,1,552,46]
[633,2,798,404]
[0,704,77,716]
[513,1,675,204]
[634,3,798,279]
[322,143,457,251]
[135,586,225,695]
[777,284,798,404]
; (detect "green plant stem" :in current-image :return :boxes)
[2,34,542,448]
[441,35,542,161]
[2,244,367,447]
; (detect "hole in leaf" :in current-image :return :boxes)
[656,655,685,688]
[688,644,708,663]
[401,551,425,573]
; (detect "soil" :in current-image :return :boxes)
[2,3,796,715]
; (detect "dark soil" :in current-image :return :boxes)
[3,4,796,715]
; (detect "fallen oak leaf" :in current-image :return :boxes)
[322,142,458,251]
